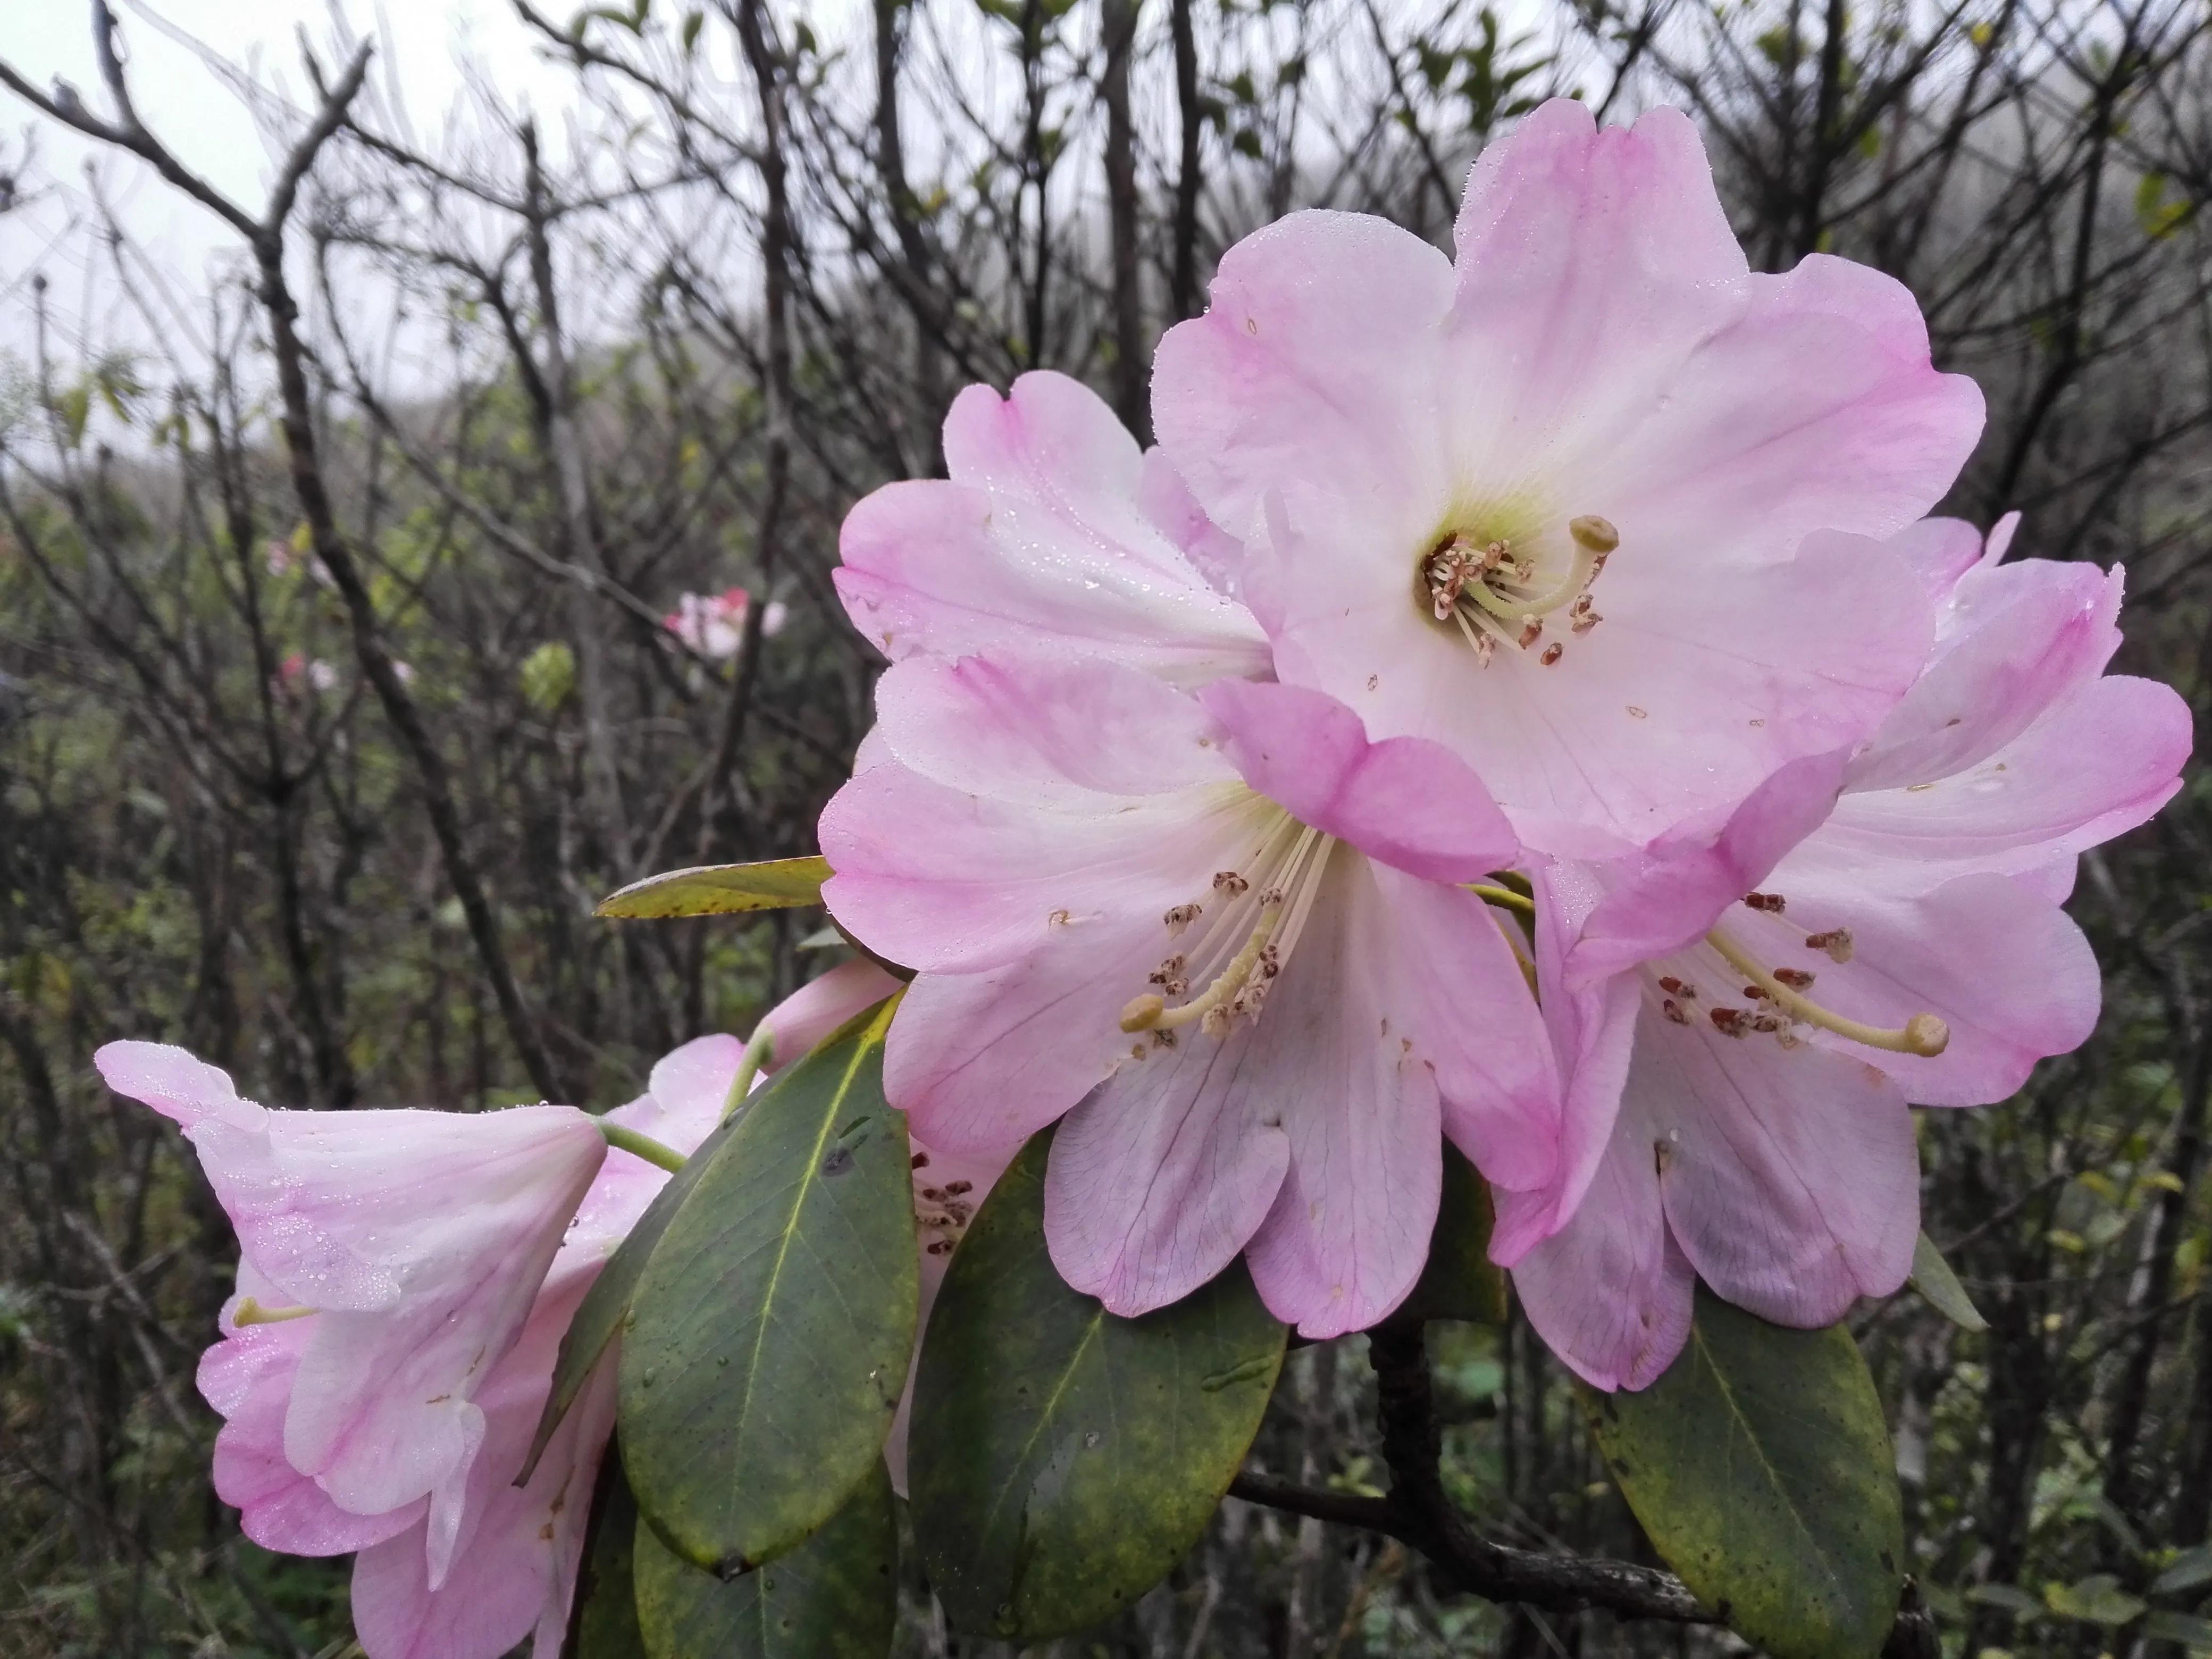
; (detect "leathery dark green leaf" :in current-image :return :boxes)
[1394,1142,1507,1326]
[621,1000,916,1574]
[518,1100,744,1484]
[563,1448,648,1659]
[596,856,831,919]
[1584,1286,1905,1659]
[908,1130,1286,1641]
[634,1461,897,1659]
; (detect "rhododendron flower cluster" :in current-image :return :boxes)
[93,93,2190,1659]
[819,96,2190,1379]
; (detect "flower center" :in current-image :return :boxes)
[1648,893,1949,1059]
[1418,515,1618,669]
[1118,817,1336,1046]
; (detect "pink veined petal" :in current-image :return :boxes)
[1722,865,2100,1108]
[1362,863,1562,1194]
[1564,750,1848,988]
[1152,210,1457,557]
[872,653,1235,809]
[1238,852,1449,1337]
[823,760,1255,975]
[1043,1013,1294,1321]
[883,913,1172,1154]
[835,372,1268,686]
[636,1033,746,1144]
[1848,560,2121,792]
[1439,103,1750,485]
[1884,516,1991,603]
[1509,1090,1695,1393]
[1628,985,1920,1327]
[93,1041,262,1134]
[1198,678,1518,883]
[197,1319,425,1556]
[1137,445,1245,597]
[1490,860,1640,1266]
[1817,674,2192,884]
[350,1285,618,1659]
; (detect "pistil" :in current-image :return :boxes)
[1704,928,1949,1057]
[232,1298,317,1327]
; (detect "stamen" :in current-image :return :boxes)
[1124,899,1285,1032]
[233,1298,316,1327]
[1705,928,1948,1057]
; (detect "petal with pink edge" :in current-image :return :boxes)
[1491,860,1639,1265]
[1199,678,1518,882]
[1509,1090,1696,1393]
[1238,853,1448,1337]
[1043,1016,1293,1322]
[1629,991,1920,1327]
[197,1319,424,1556]
[836,372,1267,686]
[1817,674,2191,884]
[1564,750,1848,988]
[1363,863,1561,1194]
[350,1289,617,1659]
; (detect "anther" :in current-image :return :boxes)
[1804,928,1854,963]
[1745,892,1787,913]
[1213,872,1249,894]
[1774,967,1816,990]
[1709,1007,1750,1038]
[1540,642,1564,666]
[1569,515,1620,554]
[1662,998,1689,1025]
[1518,618,1544,650]
[1164,902,1202,932]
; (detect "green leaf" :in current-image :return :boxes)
[522,640,579,712]
[565,1452,649,1658]
[520,1102,745,1482]
[1584,1286,1904,1659]
[1907,1231,1988,1331]
[634,1461,898,1658]
[597,857,832,919]
[2152,1543,2212,1595]
[2145,1611,2212,1653]
[2044,1573,2147,1626]
[1393,1142,1507,1326]
[909,1131,1286,1641]
[621,1001,916,1574]
[1965,1582,2045,1619]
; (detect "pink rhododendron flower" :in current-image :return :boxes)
[353,1034,745,1659]
[836,370,1268,687]
[664,585,787,659]
[1500,525,2192,1389]
[822,652,1560,1337]
[1151,98,1982,859]
[93,1041,605,1572]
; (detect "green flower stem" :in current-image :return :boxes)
[599,1120,688,1174]
[723,1022,776,1121]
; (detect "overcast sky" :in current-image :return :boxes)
[0,1,591,359]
